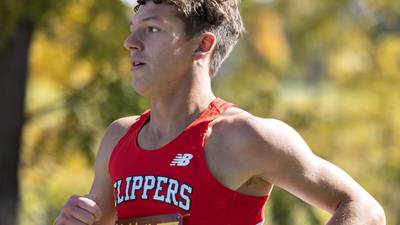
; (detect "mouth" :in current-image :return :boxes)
[131,61,146,71]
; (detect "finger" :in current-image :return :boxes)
[85,194,102,221]
[77,196,102,221]
[85,194,99,203]
[70,206,96,224]
[67,214,88,225]
[56,212,87,225]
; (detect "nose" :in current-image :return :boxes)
[123,33,143,51]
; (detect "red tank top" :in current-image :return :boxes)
[109,98,269,225]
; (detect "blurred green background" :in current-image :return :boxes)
[1,0,399,224]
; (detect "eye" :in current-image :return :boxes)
[147,26,160,33]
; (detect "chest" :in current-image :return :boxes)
[111,121,270,200]
[204,132,271,196]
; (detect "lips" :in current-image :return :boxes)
[130,59,146,70]
[133,61,145,66]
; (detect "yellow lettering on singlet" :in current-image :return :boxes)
[157,222,179,225]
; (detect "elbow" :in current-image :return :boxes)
[366,201,386,225]
[373,204,386,225]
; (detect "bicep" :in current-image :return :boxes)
[89,147,116,225]
[258,119,369,214]
[88,122,125,224]
[264,155,367,214]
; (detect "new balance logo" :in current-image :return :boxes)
[170,153,193,166]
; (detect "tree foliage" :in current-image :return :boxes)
[18,0,400,224]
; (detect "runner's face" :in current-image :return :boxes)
[124,2,197,97]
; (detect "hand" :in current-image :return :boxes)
[55,194,102,225]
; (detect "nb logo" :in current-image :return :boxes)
[170,153,193,166]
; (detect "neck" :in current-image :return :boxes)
[146,72,216,141]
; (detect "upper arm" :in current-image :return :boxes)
[89,116,139,224]
[250,118,375,214]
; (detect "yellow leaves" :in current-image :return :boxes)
[20,151,93,225]
[376,35,400,78]
[28,0,101,97]
[28,31,94,113]
[92,13,113,34]
[327,27,374,81]
[328,48,373,80]
[29,31,93,88]
[285,0,324,19]
[247,7,291,71]
[19,0,400,224]
[30,32,74,83]
[63,0,93,25]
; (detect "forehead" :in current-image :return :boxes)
[131,1,181,25]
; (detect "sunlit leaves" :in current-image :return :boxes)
[376,35,400,77]
[246,7,291,71]
[18,0,400,225]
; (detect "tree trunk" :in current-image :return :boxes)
[0,18,34,225]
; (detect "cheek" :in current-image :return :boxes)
[170,45,194,68]
[172,45,185,56]
[147,38,194,73]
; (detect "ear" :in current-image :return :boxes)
[194,32,216,60]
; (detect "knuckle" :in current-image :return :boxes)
[87,212,96,224]
[71,207,93,224]
[62,204,73,214]
[70,207,82,216]
[91,213,97,223]
[69,194,79,201]
[64,216,75,225]
[64,214,80,225]
[65,195,81,208]
[85,216,95,224]
[63,203,79,216]
[55,215,66,225]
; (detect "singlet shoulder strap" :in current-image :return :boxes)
[213,98,235,114]
[131,98,233,132]
[193,98,235,124]
[123,110,150,136]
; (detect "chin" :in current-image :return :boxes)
[131,81,147,97]
[131,77,156,99]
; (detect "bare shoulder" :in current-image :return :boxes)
[210,107,385,220]
[94,115,141,169]
[88,115,140,224]
[210,107,301,152]
[209,107,313,171]
[91,117,139,200]
[106,116,140,137]
[100,115,141,157]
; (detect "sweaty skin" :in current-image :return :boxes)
[56,1,385,225]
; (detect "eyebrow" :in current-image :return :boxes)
[130,16,164,26]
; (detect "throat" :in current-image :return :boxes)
[138,96,216,150]
[137,111,201,150]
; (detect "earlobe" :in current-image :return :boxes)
[194,33,216,60]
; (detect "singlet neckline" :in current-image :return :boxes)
[133,98,220,153]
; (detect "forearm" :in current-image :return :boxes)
[327,198,386,225]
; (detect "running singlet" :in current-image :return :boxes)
[109,98,269,225]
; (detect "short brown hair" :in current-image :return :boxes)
[134,0,245,77]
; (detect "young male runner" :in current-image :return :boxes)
[55,0,386,224]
